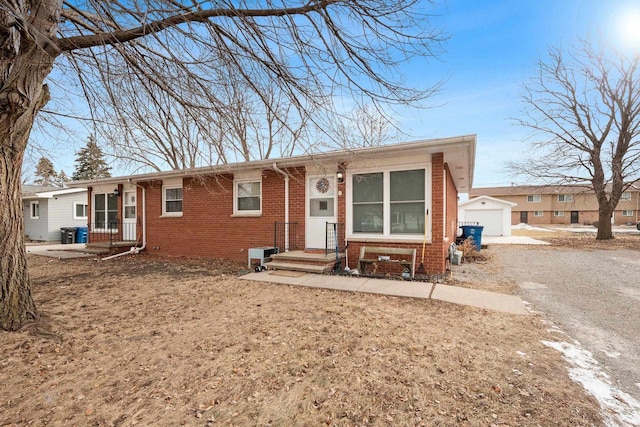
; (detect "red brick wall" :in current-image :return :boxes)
[138,168,306,261]
[445,163,458,246]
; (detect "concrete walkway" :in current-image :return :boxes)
[26,243,95,259]
[241,271,529,315]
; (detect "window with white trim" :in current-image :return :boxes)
[527,195,541,203]
[622,210,633,217]
[558,194,573,202]
[621,192,631,201]
[235,180,261,214]
[73,202,88,220]
[554,210,564,217]
[94,193,118,229]
[533,211,543,217]
[352,168,426,236]
[162,186,183,216]
[30,201,40,219]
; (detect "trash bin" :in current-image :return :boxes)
[460,225,484,252]
[76,226,88,244]
[60,227,76,244]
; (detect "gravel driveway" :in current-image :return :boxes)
[488,245,640,402]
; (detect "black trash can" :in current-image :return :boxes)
[60,227,77,244]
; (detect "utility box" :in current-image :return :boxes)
[248,247,278,270]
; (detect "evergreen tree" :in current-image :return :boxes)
[72,135,112,181]
[33,157,58,186]
[55,170,69,188]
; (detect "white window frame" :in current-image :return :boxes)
[558,194,573,202]
[346,163,431,242]
[162,183,183,217]
[621,192,631,201]
[73,201,88,220]
[92,192,119,231]
[527,195,541,203]
[233,179,262,216]
[30,201,40,219]
[554,210,564,217]
[533,211,543,217]
[622,210,633,217]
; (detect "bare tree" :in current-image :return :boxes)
[333,104,403,149]
[0,0,444,330]
[509,41,640,240]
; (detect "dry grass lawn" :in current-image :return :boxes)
[0,253,604,426]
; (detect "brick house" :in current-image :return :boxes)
[68,136,476,274]
[470,184,640,226]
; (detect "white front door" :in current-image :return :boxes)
[123,190,137,241]
[306,175,337,249]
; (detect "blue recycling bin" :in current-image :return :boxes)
[76,226,88,244]
[460,225,484,251]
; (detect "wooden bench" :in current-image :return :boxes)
[358,246,417,278]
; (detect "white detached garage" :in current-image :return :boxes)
[458,196,516,237]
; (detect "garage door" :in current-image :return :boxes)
[464,209,503,236]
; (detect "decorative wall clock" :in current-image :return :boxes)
[315,177,330,193]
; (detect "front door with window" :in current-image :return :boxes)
[123,190,137,241]
[520,211,528,224]
[571,211,579,224]
[306,175,337,249]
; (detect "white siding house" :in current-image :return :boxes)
[22,186,88,242]
[458,195,516,237]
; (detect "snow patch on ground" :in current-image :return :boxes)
[512,223,552,231]
[543,340,640,427]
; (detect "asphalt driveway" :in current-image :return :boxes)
[490,245,640,403]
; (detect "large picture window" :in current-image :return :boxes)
[390,169,425,234]
[352,168,426,236]
[353,173,383,233]
[94,193,118,229]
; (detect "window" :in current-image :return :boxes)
[622,210,633,217]
[353,173,383,233]
[30,201,40,219]
[621,192,631,201]
[533,211,543,217]
[73,202,88,220]
[558,194,573,202]
[554,211,564,217]
[352,168,426,236]
[163,186,183,216]
[94,193,118,229]
[527,195,541,203]
[235,180,261,214]
[390,169,425,234]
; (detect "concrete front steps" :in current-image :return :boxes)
[266,250,346,274]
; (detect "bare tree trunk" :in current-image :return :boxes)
[0,160,37,330]
[596,207,614,240]
[0,10,57,330]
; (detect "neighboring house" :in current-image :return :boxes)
[68,136,476,274]
[22,185,89,241]
[470,184,640,225]
[458,195,517,236]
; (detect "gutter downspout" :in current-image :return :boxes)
[272,163,289,252]
[102,181,147,260]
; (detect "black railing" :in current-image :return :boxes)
[274,222,298,252]
[88,220,137,245]
[325,223,346,272]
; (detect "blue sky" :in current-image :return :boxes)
[35,0,640,189]
[402,0,640,189]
